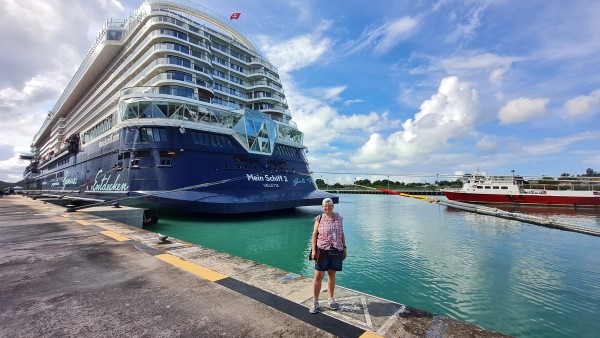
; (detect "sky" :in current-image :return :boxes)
[1,0,600,184]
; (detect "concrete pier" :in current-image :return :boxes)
[0,195,510,337]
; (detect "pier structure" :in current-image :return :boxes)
[0,195,509,337]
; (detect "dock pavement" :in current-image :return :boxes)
[0,195,510,337]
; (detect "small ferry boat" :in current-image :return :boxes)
[20,0,337,215]
[442,174,600,207]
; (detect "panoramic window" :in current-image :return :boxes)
[106,30,123,41]
[160,28,187,40]
[190,131,237,149]
[139,127,167,142]
[275,145,299,158]
[159,85,195,99]
[166,55,191,68]
[165,70,193,83]
[82,115,113,144]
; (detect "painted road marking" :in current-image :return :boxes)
[155,254,228,282]
[76,220,92,226]
[359,331,384,338]
[100,230,130,242]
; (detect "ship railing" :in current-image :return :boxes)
[119,87,303,145]
[147,0,263,56]
[524,183,600,191]
[129,56,214,89]
[249,56,278,73]
[35,5,150,145]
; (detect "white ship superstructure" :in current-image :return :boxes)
[23,0,337,215]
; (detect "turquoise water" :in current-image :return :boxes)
[147,194,600,337]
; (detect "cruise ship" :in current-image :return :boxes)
[21,0,337,217]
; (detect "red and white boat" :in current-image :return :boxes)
[442,174,600,207]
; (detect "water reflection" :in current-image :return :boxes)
[148,194,600,338]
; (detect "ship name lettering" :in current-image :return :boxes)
[246,174,264,182]
[263,183,279,188]
[265,175,285,182]
[293,178,313,186]
[91,170,129,191]
[99,133,120,148]
[61,171,77,191]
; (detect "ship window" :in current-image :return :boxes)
[493,186,499,189]
[190,131,238,150]
[160,28,187,40]
[159,159,173,167]
[501,186,509,189]
[191,131,205,145]
[213,70,227,79]
[230,62,245,73]
[106,30,123,41]
[82,115,113,143]
[166,55,191,68]
[139,128,167,142]
[485,186,491,189]
[275,145,299,158]
[159,85,195,99]
[134,150,151,157]
[159,151,179,158]
[209,134,218,147]
[476,186,483,189]
[165,70,193,83]
[172,43,189,54]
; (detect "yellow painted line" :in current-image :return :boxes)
[100,230,130,242]
[359,331,383,338]
[60,213,72,217]
[155,254,228,282]
[76,220,92,226]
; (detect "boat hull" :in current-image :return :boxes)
[23,126,338,214]
[442,191,600,207]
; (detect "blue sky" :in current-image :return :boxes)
[1,0,599,183]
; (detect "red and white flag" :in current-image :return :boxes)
[230,12,241,20]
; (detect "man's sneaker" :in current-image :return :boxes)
[309,301,319,314]
[328,297,339,310]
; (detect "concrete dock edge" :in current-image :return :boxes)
[0,195,511,337]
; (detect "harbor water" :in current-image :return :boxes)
[147,194,600,338]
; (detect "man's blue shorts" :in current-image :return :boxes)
[314,248,344,271]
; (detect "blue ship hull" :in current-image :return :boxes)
[23,126,337,214]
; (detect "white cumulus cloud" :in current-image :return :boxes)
[498,97,549,124]
[351,76,480,166]
[564,89,600,118]
[259,21,332,75]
